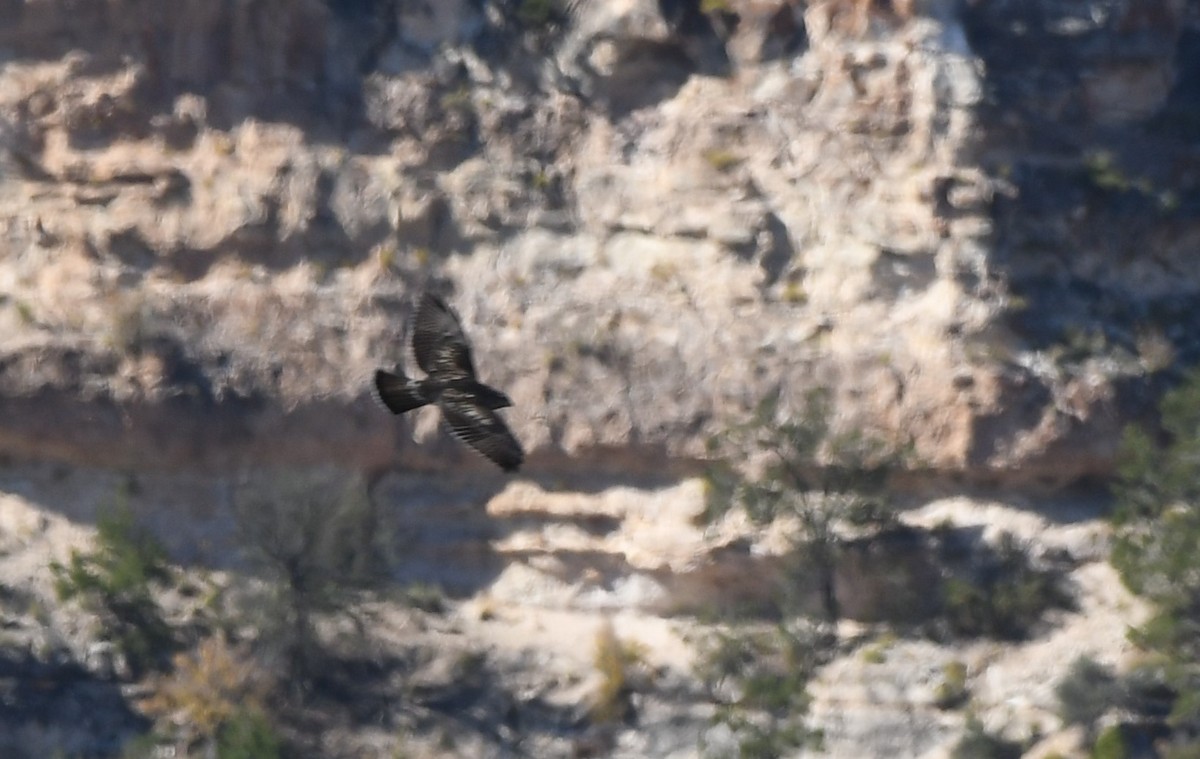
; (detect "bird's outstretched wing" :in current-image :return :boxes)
[438,388,524,472]
[373,369,427,414]
[412,293,477,380]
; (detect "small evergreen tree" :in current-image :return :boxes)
[52,503,175,677]
[1111,367,1200,746]
[697,387,904,757]
[704,387,901,622]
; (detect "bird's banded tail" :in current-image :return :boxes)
[374,369,427,414]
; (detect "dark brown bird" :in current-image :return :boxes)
[374,293,524,472]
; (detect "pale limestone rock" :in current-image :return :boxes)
[0,2,1194,753]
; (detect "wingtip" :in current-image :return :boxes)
[501,445,525,473]
[372,368,398,396]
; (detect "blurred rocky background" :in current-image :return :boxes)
[0,0,1197,756]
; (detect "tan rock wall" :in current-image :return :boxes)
[0,0,1195,483]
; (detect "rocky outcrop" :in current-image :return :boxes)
[2,1,1194,756]
[1,0,1193,483]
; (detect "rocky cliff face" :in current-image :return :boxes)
[0,0,1195,756]
[3,0,1193,483]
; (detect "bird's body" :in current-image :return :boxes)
[374,293,523,472]
[374,371,511,414]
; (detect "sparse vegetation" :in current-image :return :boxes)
[780,280,806,304]
[1085,150,1130,192]
[951,716,1023,759]
[934,660,969,710]
[1051,325,1110,367]
[940,532,1071,640]
[51,503,175,677]
[439,85,474,115]
[139,635,275,756]
[530,168,553,192]
[400,582,446,614]
[1056,655,1120,737]
[696,388,906,756]
[14,299,35,325]
[1110,367,1200,753]
[702,148,743,172]
[8,1,1182,756]
[1157,190,1181,213]
[212,709,283,759]
[1082,149,1182,214]
[860,632,893,664]
[1091,724,1129,759]
[696,622,827,758]
[590,621,650,724]
[701,0,733,14]
[375,240,398,271]
[233,470,388,681]
[705,387,902,622]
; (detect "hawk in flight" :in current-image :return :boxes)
[374,293,524,472]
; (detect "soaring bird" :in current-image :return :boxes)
[374,293,524,472]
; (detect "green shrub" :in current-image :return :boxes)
[1057,656,1120,734]
[217,709,282,759]
[1085,150,1130,192]
[860,632,894,664]
[704,388,903,622]
[702,148,742,172]
[941,533,1071,640]
[1110,368,1200,739]
[401,582,446,614]
[1091,724,1128,759]
[1118,661,1175,720]
[697,388,905,757]
[51,504,174,677]
[696,623,826,758]
[934,660,969,710]
[951,716,1022,759]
